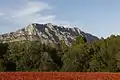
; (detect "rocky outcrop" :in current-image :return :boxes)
[0,23,99,45]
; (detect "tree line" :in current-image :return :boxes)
[0,35,120,72]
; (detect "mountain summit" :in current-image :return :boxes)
[0,23,98,45]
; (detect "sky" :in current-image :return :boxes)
[0,0,120,38]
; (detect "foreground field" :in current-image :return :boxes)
[0,72,120,80]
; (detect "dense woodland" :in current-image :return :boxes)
[0,35,120,72]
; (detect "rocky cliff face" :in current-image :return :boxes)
[0,23,99,45]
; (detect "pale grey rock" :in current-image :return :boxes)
[0,23,99,45]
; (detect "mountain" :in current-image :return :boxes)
[1,23,120,72]
[0,23,99,45]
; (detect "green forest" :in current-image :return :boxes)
[0,35,120,72]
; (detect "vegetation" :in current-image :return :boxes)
[1,35,120,72]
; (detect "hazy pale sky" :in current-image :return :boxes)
[0,0,120,38]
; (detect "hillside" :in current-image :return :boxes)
[0,34,120,72]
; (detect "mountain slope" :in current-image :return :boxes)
[0,23,99,45]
